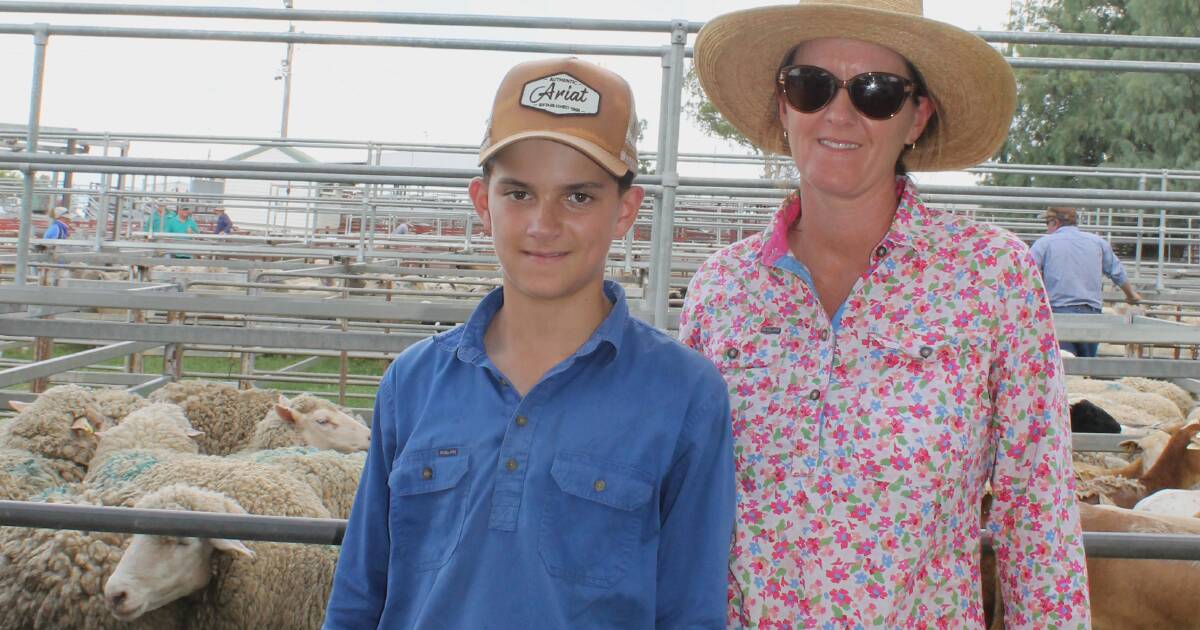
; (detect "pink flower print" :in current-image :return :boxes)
[866,583,887,599]
[830,589,851,607]
[825,564,849,582]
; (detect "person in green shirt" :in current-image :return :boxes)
[144,206,170,233]
[164,208,198,234]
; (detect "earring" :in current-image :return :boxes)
[906,140,918,152]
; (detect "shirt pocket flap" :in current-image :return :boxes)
[713,338,774,370]
[868,326,960,361]
[550,452,653,512]
[390,448,470,496]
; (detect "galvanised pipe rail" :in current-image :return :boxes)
[1,500,1198,559]
[6,3,1200,51]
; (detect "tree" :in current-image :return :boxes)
[992,0,1200,191]
[683,65,797,179]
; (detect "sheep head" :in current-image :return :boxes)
[274,394,370,453]
[103,485,253,622]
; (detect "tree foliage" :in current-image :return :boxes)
[683,65,797,179]
[993,0,1200,190]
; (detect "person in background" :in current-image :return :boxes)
[42,207,70,239]
[213,207,233,235]
[392,220,411,235]
[1031,205,1143,357]
[144,205,169,233]
[165,207,199,234]
[681,0,1089,627]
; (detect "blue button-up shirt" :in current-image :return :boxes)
[324,281,734,630]
[1030,225,1129,309]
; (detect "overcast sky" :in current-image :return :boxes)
[0,0,1013,182]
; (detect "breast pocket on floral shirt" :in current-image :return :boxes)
[389,447,471,572]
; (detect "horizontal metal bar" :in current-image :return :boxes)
[1056,314,1200,344]
[0,319,427,353]
[0,341,160,388]
[1065,357,1200,379]
[127,374,170,396]
[0,500,345,545]
[0,24,666,56]
[1072,433,1132,453]
[0,499,1194,559]
[0,3,697,32]
[1010,57,1200,75]
[978,30,1200,51]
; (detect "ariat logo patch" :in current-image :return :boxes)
[437,448,459,457]
[520,73,600,116]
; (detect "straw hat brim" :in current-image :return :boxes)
[694,4,1017,172]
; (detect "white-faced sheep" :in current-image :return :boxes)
[243,394,370,454]
[103,484,339,630]
[148,381,280,455]
[0,493,190,630]
[0,385,111,498]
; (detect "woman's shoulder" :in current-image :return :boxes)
[918,206,1031,256]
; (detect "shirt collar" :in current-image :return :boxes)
[758,175,934,265]
[453,279,628,366]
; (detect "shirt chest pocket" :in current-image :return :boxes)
[538,452,655,589]
[389,448,471,572]
[858,327,983,480]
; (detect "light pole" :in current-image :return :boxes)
[277,0,295,138]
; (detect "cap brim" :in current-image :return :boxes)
[479,131,630,178]
[694,4,1017,171]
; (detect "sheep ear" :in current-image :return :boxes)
[210,538,254,558]
[1118,440,1139,453]
[83,405,113,431]
[274,404,298,425]
[185,428,205,437]
[71,417,95,434]
[8,400,30,412]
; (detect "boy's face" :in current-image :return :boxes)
[469,139,643,305]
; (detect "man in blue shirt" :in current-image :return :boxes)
[213,207,233,234]
[323,57,734,629]
[42,210,70,239]
[1031,206,1142,357]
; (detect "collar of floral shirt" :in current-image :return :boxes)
[757,175,937,266]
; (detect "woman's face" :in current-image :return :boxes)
[778,38,933,202]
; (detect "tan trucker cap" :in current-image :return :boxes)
[479,57,639,177]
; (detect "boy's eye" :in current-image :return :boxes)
[505,190,529,201]
[567,192,592,204]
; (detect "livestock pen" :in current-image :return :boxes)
[2,3,1200,628]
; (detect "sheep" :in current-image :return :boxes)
[243,393,370,453]
[1076,423,1200,508]
[231,447,364,518]
[1069,399,1121,433]
[1117,376,1195,417]
[1,385,112,487]
[1134,488,1200,519]
[1069,390,1183,428]
[148,381,280,455]
[92,389,150,422]
[0,493,189,630]
[103,484,339,630]
[89,403,203,470]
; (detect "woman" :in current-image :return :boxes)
[680,1,1090,627]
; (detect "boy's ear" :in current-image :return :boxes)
[468,177,492,235]
[613,184,645,239]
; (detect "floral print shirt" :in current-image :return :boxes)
[679,177,1090,629]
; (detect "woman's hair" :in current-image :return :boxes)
[480,157,636,194]
[774,43,940,177]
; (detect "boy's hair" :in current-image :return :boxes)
[480,157,636,195]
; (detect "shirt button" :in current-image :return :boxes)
[593,479,607,492]
[820,329,830,341]
[875,245,888,258]
[505,458,518,472]
[421,467,433,480]
[515,415,528,427]
[918,346,933,358]
[725,348,740,360]
[808,389,821,401]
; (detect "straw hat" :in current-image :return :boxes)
[694,0,1016,171]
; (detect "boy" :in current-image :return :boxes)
[323,57,734,629]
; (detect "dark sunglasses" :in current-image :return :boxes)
[777,65,916,120]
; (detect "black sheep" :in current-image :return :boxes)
[1069,399,1121,434]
